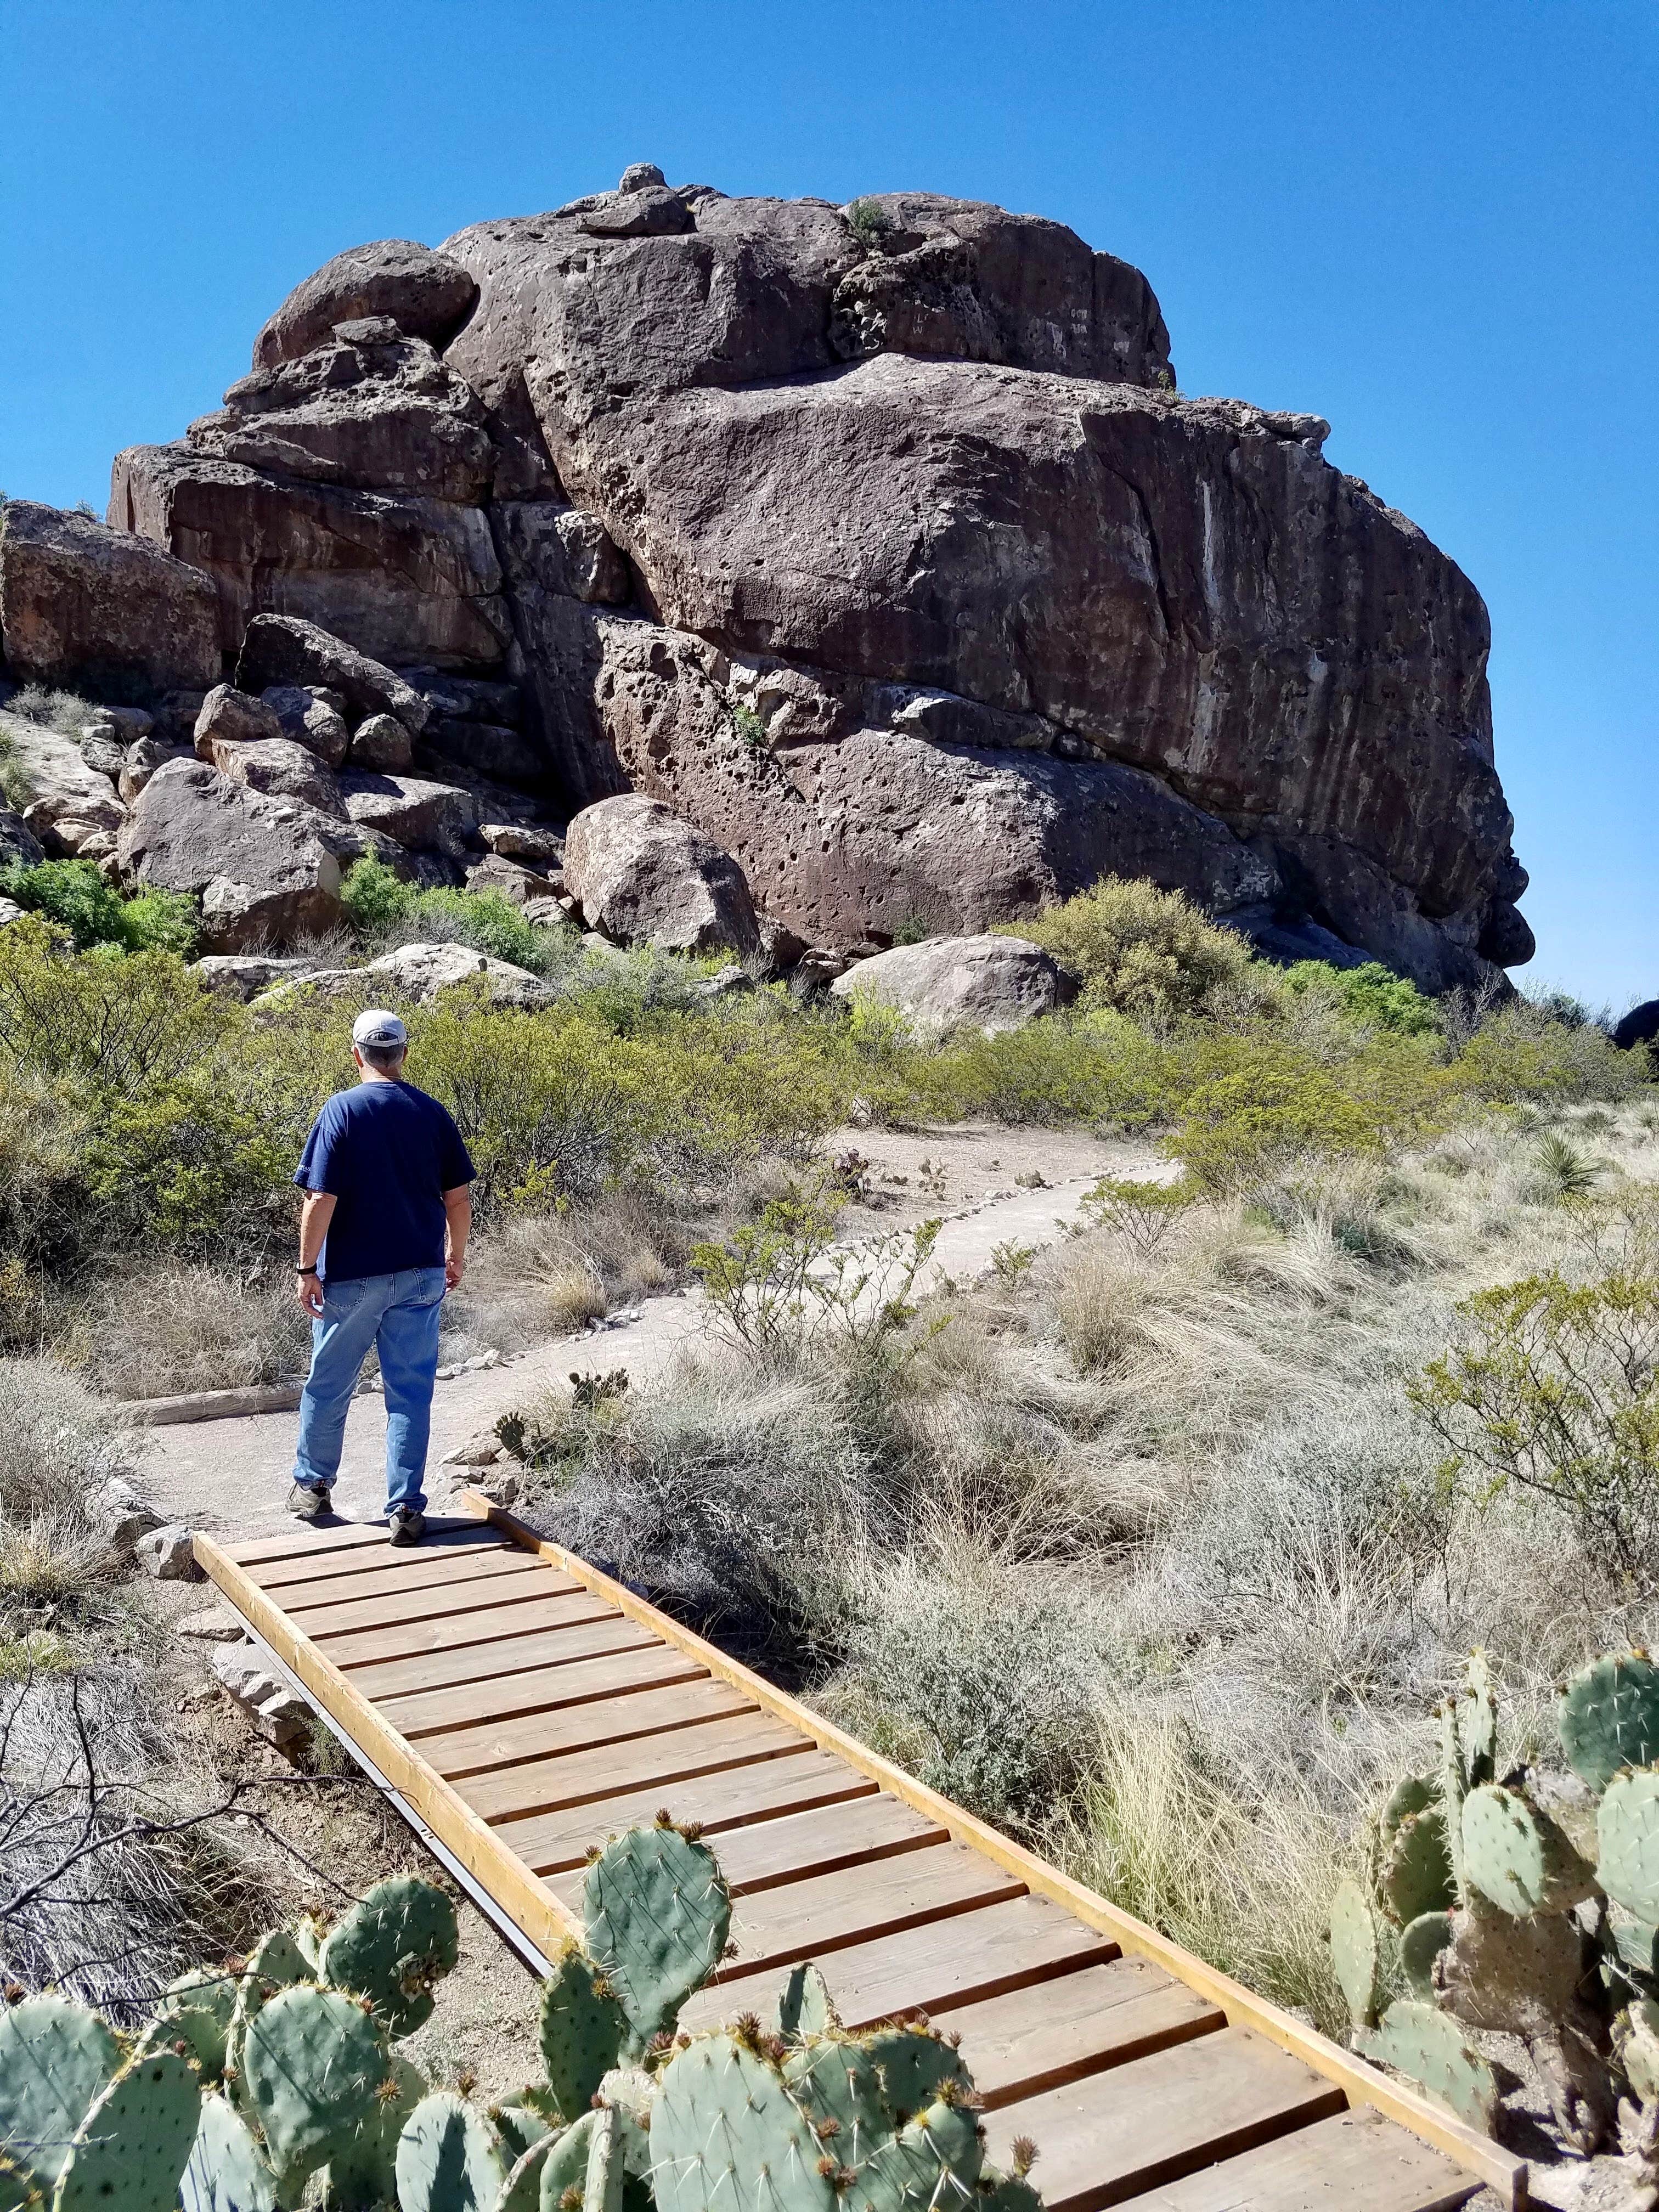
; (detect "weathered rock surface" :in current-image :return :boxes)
[119,735,191,802]
[236,616,430,730]
[117,756,352,947]
[339,770,473,853]
[1613,1001,1659,1054]
[89,175,1531,989]
[0,805,46,871]
[262,684,352,766]
[831,935,1064,1037]
[252,239,479,370]
[192,953,314,999]
[212,735,345,815]
[0,499,221,693]
[193,682,283,756]
[255,939,551,1008]
[563,793,761,958]
[349,711,414,771]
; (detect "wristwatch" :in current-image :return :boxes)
[296,1265,319,1277]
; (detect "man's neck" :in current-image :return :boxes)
[358,1068,402,1086]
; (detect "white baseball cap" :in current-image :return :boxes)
[352,1008,408,1049]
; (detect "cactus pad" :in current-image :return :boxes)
[324,2052,423,2210]
[1398,1911,1452,2000]
[848,2097,981,2212]
[1462,1784,1595,1916]
[785,2035,891,2165]
[1607,1905,1659,1983]
[1380,1809,1455,1927]
[160,1968,240,2081]
[1358,2001,1499,2133]
[977,2177,1041,2212]
[582,2106,625,2212]
[594,2074,654,2171]
[1329,1878,1386,2028]
[1435,1900,1585,2034]
[0,1994,121,2200]
[55,2048,201,2212]
[242,1985,387,2186]
[864,2028,967,2128]
[1561,1653,1659,1791]
[1616,1999,1659,2104]
[494,2105,555,2163]
[180,2092,276,2212]
[319,1877,459,2039]
[1381,1773,1438,1836]
[394,2092,507,2212]
[583,1826,731,2056]
[1599,1769,1659,1921]
[774,1962,839,2043]
[650,2034,837,2212]
[539,2109,597,2212]
[538,1945,627,2123]
[499,2134,555,2212]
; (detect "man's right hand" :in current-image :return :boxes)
[296,1272,325,1318]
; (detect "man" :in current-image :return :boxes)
[288,1008,476,1544]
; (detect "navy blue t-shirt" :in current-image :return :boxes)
[294,1081,476,1284]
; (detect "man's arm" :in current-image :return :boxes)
[443,1186,471,1290]
[296,1190,336,1316]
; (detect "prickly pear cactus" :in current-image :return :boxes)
[325,2052,425,2211]
[395,2092,507,2212]
[583,1822,732,2057]
[0,1994,121,2206]
[785,2034,892,2165]
[1462,1783,1596,1916]
[538,1945,628,2123]
[1380,1773,1437,1835]
[1397,1910,1452,2000]
[540,2109,599,2212]
[1600,1769,1659,1921]
[241,1985,388,2188]
[650,2034,838,2212]
[583,2106,625,2212]
[1379,1808,1455,1927]
[1329,1877,1387,2029]
[1358,2001,1499,2134]
[1616,1999,1659,2104]
[494,2104,555,2164]
[55,2047,202,2212]
[774,1962,839,2042]
[1608,1904,1659,1987]
[227,1928,316,2092]
[499,2132,555,2212]
[156,1967,240,2081]
[848,2096,981,2212]
[320,1876,460,2039]
[1435,1899,1587,2035]
[180,2092,276,2212]
[1561,1652,1659,1791]
[862,2027,968,2128]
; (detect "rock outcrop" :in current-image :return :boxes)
[0,499,220,694]
[830,934,1065,1039]
[77,169,1528,986]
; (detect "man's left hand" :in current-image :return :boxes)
[296,1271,325,1317]
[445,1255,466,1290]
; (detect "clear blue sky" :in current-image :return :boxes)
[4,1,1654,1008]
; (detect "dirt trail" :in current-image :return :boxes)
[142,1124,1164,1539]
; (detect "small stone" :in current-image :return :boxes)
[441,1431,504,1466]
[461,1348,502,1372]
[212,1640,309,1746]
[0,898,25,927]
[137,1523,203,1581]
[434,1364,458,1381]
[349,712,414,773]
[176,1606,242,1641]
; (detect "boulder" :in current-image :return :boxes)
[1,706,133,819]
[77,727,129,780]
[193,682,283,757]
[86,705,155,744]
[84,1474,162,1557]
[211,736,345,815]
[117,757,352,949]
[136,1523,203,1581]
[261,684,351,767]
[110,446,510,668]
[252,238,479,370]
[256,939,551,1009]
[421,715,546,787]
[348,712,413,771]
[0,898,26,928]
[464,852,559,905]
[211,1640,309,1746]
[339,770,474,853]
[563,793,761,958]
[0,806,45,871]
[191,953,315,1000]
[491,501,630,605]
[478,821,563,866]
[119,735,191,803]
[0,499,221,693]
[1613,1000,1659,1053]
[831,934,1063,1039]
[235,615,431,731]
[24,789,127,854]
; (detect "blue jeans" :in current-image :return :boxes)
[292,1266,447,1513]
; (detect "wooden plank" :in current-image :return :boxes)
[711,1841,1024,1982]
[930,1960,1224,2109]
[1109,2106,1482,2212]
[253,1531,517,1594]
[426,1678,755,1782]
[495,1752,879,1874]
[325,1590,618,1673]
[679,1894,1118,2036]
[291,1567,563,1644]
[191,1533,579,1959]
[222,1520,404,1567]
[981,2027,1345,2212]
[351,1615,657,1701]
[470,1500,1523,2209]
[459,1716,815,1825]
[283,1550,550,1622]
[381,1644,708,1740]
[545,1792,941,1911]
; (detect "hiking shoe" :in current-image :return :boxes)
[286,1481,332,1521]
[388,1506,426,1547]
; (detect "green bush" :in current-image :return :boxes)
[1453,1006,1645,1105]
[339,856,560,972]
[0,861,197,955]
[1284,959,1439,1037]
[338,852,413,933]
[846,196,894,251]
[0,920,231,1091]
[5,682,97,736]
[1009,877,1261,1025]
[1166,1039,1447,1193]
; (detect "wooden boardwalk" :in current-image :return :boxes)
[195,1504,1527,2212]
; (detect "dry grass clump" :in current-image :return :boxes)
[80,1265,310,1400]
[453,1191,689,1352]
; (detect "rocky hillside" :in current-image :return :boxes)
[3,166,1530,988]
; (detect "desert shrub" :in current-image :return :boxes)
[1166,1040,1445,1193]
[846,196,894,251]
[0,860,196,955]
[1453,1003,1644,1105]
[81,1078,294,1252]
[1412,1253,1659,1584]
[0,922,233,1091]
[915,1010,1178,1128]
[1011,877,1260,1025]
[1284,958,1439,1037]
[6,683,98,735]
[1532,1130,1605,1201]
[1079,1172,1199,1257]
[338,853,412,933]
[0,720,24,810]
[86,1265,309,1400]
[821,1561,1103,1834]
[453,1193,687,1351]
[340,856,562,972]
[691,1186,938,1363]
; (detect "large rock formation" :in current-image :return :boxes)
[94,172,1530,987]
